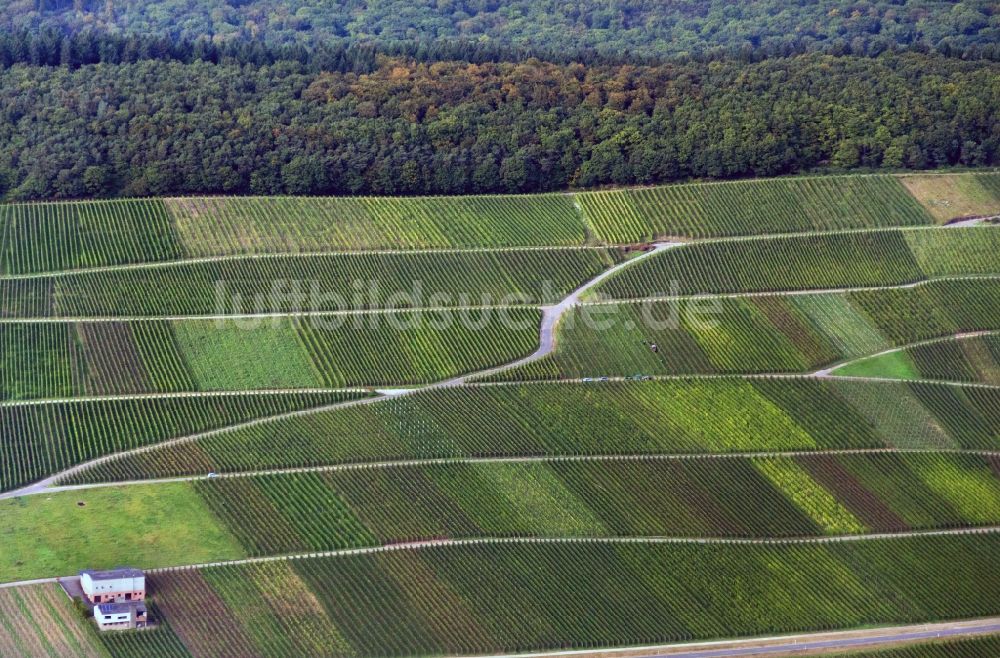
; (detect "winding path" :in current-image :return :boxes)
[2,219,1000,654]
[437,242,680,386]
[0,243,677,500]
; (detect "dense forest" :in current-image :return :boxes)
[5,0,1000,60]
[0,1,998,200]
[0,52,997,200]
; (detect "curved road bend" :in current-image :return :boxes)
[0,243,679,501]
[438,242,680,386]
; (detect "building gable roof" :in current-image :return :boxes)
[80,567,144,581]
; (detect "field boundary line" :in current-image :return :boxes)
[0,388,369,408]
[102,526,1000,577]
[465,372,1000,390]
[579,274,1000,307]
[0,303,541,324]
[619,220,998,249]
[4,223,994,282]
[819,374,1000,388]
[8,369,999,407]
[40,447,1000,493]
[4,526,997,590]
[0,245,616,281]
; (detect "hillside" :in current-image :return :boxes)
[1,170,1000,656]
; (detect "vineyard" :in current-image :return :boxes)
[165,194,587,254]
[578,174,935,243]
[182,451,1000,556]
[0,199,182,275]
[0,584,106,657]
[904,227,1000,276]
[594,227,998,299]
[0,195,586,274]
[31,535,1000,657]
[1,310,541,399]
[2,173,996,278]
[294,309,540,387]
[1,248,620,318]
[9,553,998,658]
[0,583,193,657]
[491,279,1000,381]
[3,173,1000,657]
[65,378,1000,484]
[0,391,367,492]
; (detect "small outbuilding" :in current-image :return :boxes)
[79,568,145,605]
[95,602,148,631]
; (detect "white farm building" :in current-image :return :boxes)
[95,601,148,631]
[79,568,146,605]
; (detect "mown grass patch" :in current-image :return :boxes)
[900,172,1000,223]
[0,484,244,582]
[834,349,920,380]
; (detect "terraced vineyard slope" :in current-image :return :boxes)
[2,172,1000,658]
[68,378,1000,485]
[594,227,999,298]
[492,279,1000,381]
[3,172,996,275]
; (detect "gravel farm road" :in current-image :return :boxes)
[0,242,678,501]
[479,618,1000,658]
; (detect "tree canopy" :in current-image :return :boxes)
[0,52,996,200]
[4,0,1000,61]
